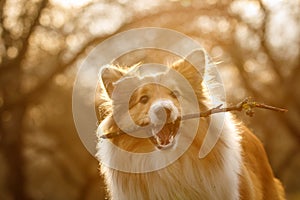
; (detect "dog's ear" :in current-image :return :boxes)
[171,49,206,82]
[100,65,124,98]
[185,49,206,76]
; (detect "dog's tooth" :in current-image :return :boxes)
[169,136,174,143]
[157,138,161,145]
[153,133,161,145]
[159,137,163,145]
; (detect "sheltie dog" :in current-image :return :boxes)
[96,49,285,199]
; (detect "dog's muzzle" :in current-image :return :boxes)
[148,100,180,150]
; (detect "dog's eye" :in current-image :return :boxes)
[139,95,149,104]
[171,90,180,98]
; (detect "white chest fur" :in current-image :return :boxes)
[96,114,242,200]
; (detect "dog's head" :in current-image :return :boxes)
[98,49,207,151]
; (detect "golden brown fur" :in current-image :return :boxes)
[96,50,285,199]
[238,126,285,199]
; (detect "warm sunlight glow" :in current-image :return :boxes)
[50,0,95,8]
[0,0,298,199]
[262,0,282,9]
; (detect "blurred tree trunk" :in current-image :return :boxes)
[0,68,28,199]
[0,1,48,198]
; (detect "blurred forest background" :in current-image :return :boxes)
[0,0,299,199]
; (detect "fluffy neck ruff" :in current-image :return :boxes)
[96,113,242,200]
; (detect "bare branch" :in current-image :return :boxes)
[0,0,49,72]
[19,0,49,59]
[0,31,108,113]
[182,98,287,120]
[99,98,288,139]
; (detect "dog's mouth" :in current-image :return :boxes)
[149,119,180,150]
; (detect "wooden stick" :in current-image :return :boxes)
[99,98,288,139]
[181,98,287,120]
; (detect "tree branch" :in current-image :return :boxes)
[182,98,287,120]
[99,98,288,139]
[0,0,49,72]
[0,32,106,113]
